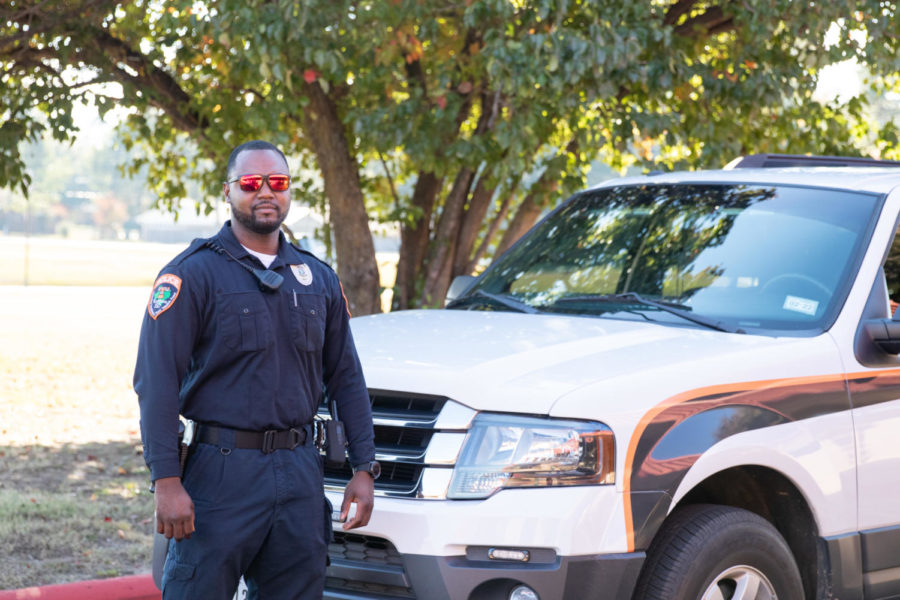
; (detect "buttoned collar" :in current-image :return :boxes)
[215,221,295,270]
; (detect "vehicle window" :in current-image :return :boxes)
[461,184,879,333]
[883,224,900,314]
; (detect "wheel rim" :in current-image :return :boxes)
[700,564,778,600]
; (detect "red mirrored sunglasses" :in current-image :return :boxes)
[227,174,291,192]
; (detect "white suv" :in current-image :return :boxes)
[323,155,900,600]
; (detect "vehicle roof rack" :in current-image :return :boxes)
[725,154,900,169]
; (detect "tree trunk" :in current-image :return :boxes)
[419,84,500,305]
[467,182,519,272]
[494,189,547,257]
[420,167,476,306]
[302,80,382,315]
[452,176,495,277]
[392,171,441,310]
[494,140,578,256]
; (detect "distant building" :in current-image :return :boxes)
[134,199,223,243]
[133,200,399,257]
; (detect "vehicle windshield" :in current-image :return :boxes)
[452,183,879,333]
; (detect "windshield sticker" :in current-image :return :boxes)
[783,295,818,316]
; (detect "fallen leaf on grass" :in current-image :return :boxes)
[117,529,125,539]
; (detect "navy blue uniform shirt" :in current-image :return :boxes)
[134,221,375,481]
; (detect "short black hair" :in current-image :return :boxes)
[226,140,288,179]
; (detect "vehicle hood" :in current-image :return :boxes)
[351,309,811,415]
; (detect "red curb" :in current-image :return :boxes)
[0,574,159,600]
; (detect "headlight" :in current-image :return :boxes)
[447,413,615,499]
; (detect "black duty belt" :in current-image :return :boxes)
[197,424,308,454]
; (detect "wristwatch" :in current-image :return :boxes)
[352,460,381,480]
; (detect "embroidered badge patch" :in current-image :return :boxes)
[148,274,182,320]
[291,263,313,286]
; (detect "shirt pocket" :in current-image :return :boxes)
[290,293,326,352]
[218,291,273,352]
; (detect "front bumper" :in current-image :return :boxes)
[323,486,642,599]
[323,547,644,600]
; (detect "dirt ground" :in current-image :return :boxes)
[0,286,156,590]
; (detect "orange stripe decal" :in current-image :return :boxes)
[622,369,900,552]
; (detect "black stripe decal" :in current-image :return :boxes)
[848,371,900,408]
[630,376,851,550]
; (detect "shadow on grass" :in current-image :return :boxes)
[0,440,155,590]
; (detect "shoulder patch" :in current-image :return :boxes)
[148,274,182,320]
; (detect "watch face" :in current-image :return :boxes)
[357,461,381,479]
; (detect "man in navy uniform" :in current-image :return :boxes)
[134,140,379,599]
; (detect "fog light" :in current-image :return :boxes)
[489,547,530,562]
[509,584,539,600]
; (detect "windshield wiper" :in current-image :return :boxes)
[552,292,745,334]
[447,290,540,314]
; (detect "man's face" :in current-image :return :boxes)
[224,149,291,235]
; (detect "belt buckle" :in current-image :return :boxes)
[261,430,277,454]
[288,427,303,450]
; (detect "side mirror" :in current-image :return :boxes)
[445,275,476,306]
[863,318,900,354]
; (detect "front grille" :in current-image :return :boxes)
[326,532,414,598]
[374,425,432,449]
[320,390,448,497]
[330,531,404,567]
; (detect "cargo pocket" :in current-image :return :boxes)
[218,291,273,352]
[323,496,334,567]
[290,294,326,352]
[162,555,196,594]
[167,561,196,581]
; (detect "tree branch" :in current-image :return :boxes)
[85,28,207,134]
[378,151,402,213]
[663,0,699,26]
[673,6,734,38]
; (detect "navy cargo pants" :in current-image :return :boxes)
[161,427,331,599]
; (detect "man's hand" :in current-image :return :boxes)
[154,477,195,541]
[340,471,374,530]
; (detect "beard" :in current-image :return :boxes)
[230,203,286,235]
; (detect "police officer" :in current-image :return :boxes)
[134,140,378,599]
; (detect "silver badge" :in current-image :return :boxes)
[291,263,313,286]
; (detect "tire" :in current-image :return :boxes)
[633,504,804,600]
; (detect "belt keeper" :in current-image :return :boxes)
[262,430,276,454]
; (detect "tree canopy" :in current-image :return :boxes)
[2,0,898,313]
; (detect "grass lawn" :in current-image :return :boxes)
[0,285,155,589]
[0,236,181,286]
[0,236,398,590]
